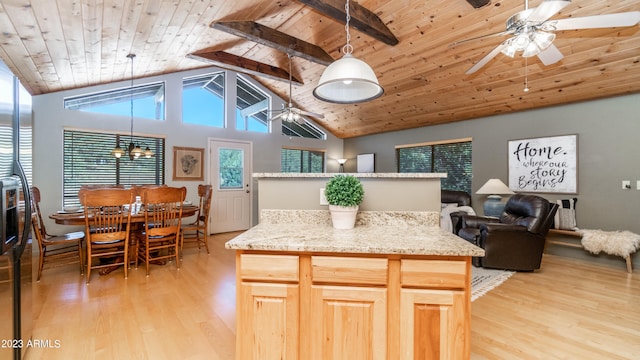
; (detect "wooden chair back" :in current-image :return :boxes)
[80,188,134,283]
[139,186,185,275]
[142,187,186,237]
[196,184,213,224]
[180,184,212,255]
[82,188,134,241]
[31,186,51,238]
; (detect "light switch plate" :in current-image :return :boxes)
[637,180,640,190]
[622,180,631,189]
[320,188,328,205]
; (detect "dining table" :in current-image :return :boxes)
[50,204,199,274]
[49,204,199,226]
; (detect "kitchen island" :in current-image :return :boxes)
[226,210,484,360]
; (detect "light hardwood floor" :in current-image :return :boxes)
[27,232,639,359]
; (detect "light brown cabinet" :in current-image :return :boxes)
[235,253,471,360]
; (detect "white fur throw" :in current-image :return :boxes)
[579,229,640,257]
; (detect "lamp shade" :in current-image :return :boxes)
[476,179,514,195]
[313,54,384,104]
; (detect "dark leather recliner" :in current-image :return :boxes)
[458,194,558,271]
[441,190,472,234]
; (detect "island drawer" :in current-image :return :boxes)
[311,256,388,285]
[400,259,466,289]
[240,254,299,282]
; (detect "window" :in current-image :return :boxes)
[236,75,269,132]
[281,116,326,140]
[397,138,472,193]
[281,148,325,173]
[182,72,225,127]
[219,148,244,189]
[64,82,165,120]
[63,130,165,206]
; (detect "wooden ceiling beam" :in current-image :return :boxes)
[210,21,334,66]
[298,0,399,46]
[187,51,303,86]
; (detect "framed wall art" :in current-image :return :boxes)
[508,134,577,194]
[357,153,375,173]
[173,146,204,181]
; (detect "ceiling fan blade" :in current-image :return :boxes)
[298,109,325,119]
[465,41,510,75]
[542,11,640,31]
[449,30,512,47]
[269,112,285,122]
[536,43,564,65]
[526,0,571,23]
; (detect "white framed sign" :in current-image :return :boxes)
[508,134,577,193]
[357,153,375,173]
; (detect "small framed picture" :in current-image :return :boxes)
[173,147,204,181]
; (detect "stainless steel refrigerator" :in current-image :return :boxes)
[0,58,33,360]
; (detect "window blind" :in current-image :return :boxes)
[63,130,165,206]
[281,148,324,173]
[397,140,472,193]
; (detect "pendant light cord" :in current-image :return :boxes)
[342,0,353,55]
[127,53,136,143]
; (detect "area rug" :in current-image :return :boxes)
[471,266,515,302]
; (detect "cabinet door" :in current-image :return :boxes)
[400,289,466,360]
[238,282,299,360]
[309,285,387,360]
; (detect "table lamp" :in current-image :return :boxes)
[476,178,515,217]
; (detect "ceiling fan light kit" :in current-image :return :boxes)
[461,0,640,75]
[313,0,383,104]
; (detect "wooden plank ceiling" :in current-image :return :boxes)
[0,0,638,139]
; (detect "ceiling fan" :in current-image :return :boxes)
[457,0,640,74]
[269,55,324,124]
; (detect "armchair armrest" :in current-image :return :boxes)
[480,223,528,234]
[461,214,501,229]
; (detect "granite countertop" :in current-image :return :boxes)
[252,172,447,179]
[225,210,484,257]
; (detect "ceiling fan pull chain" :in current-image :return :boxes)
[524,57,529,92]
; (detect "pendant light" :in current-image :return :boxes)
[313,0,383,104]
[111,53,154,160]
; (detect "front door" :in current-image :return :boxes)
[208,139,252,233]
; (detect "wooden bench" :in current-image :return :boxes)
[547,229,634,273]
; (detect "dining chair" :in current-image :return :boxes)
[80,188,134,284]
[31,186,54,238]
[180,184,212,256]
[31,212,85,281]
[139,186,186,276]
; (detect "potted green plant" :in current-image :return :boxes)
[325,175,364,229]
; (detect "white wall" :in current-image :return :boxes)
[32,66,344,233]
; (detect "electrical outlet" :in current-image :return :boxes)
[622,180,631,189]
[320,188,328,205]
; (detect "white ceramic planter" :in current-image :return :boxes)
[329,204,359,229]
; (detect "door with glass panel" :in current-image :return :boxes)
[209,139,252,233]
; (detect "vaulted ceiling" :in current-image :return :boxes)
[0,0,638,138]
